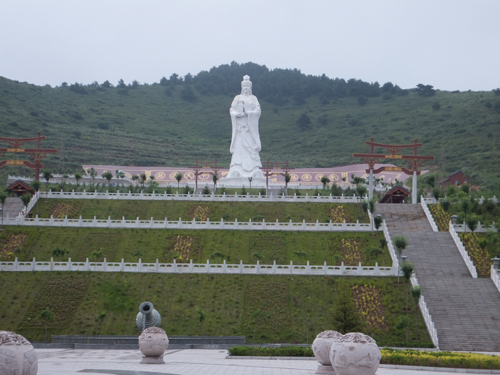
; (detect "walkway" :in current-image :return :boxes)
[0,196,23,220]
[36,348,497,375]
[377,204,500,352]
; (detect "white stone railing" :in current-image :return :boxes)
[42,189,367,203]
[449,222,478,278]
[420,196,439,232]
[382,220,399,276]
[410,274,439,349]
[491,265,500,294]
[0,257,395,276]
[18,191,40,218]
[451,222,497,233]
[2,214,375,232]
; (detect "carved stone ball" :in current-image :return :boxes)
[0,330,38,375]
[329,332,381,375]
[138,327,169,358]
[312,330,343,366]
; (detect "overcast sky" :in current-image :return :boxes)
[1,0,499,91]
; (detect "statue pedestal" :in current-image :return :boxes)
[315,364,336,374]
[219,177,266,188]
[140,355,165,364]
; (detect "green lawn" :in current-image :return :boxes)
[0,272,432,347]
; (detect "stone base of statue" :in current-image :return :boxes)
[0,331,38,375]
[139,327,169,365]
[220,167,266,188]
[315,364,336,374]
[329,333,381,375]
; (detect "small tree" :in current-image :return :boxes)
[0,192,7,230]
[374,215,383,239]
[367,246,383,262]
[396,314,411,345]
[175,172,183,190]
[331,287,364,334]
[248,177,253,190]
[393,235,408,284]
[461,198,471,224]
[411,285,422,341]
[37,308,55,341]
[131,175,139,185]
[379,238,387,266]
[95,311,106,336]
[440,198,451,212]
[42,169,53,201]
[102,171,113,185]
[401,261,414,311]
[466,215,478,233]
[20,193,31,215]
[201,185,211,195]
[74,172,82,186]
[212,173,218,193]
[320,175,330,190]
[293,251,307,265]
[140,173,147,187]
[88,167,97,185]
[195,306,206,335]
[284,173,291,195]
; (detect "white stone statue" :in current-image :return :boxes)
[222,75,266,186]
[312,330,343,374]
[138,326,169,364]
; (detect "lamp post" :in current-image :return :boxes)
[451,215,458,225]
[492,257,500,270]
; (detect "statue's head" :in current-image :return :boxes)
[241,75,252,95]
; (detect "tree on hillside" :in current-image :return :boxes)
[297,113,311,130]
[37,308,55,342]
[74,172,82,186]
[140,174,147,187]
[332,287,364,334]
[415,84,436,97]
[43,169,53,201]
[100,80,113,88]
[175,172,183,190]
[284,173,291,195]
[401,261,414,311]
[102,171,113,185]
[320,175,330,190]
[411,285,422,341]
[180,86,197,102]
[88,168,97,185]
[393,235,408,284]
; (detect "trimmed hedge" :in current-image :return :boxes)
[228,346,313,357]
[228,347,500,370]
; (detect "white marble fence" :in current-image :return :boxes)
[0,258,395,276]
[420,196,439,232]
[491,265,500,294]
[382,220,400,271]
[448,223,478,278]
[41,189,367,203]
[4,214,374,232]
[410,274,439,349]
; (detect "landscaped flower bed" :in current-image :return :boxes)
[227,347,500,370]
[351,285,388,332]
[428,204,451,231]
[50,202,82,219]
[330,206,346,223]
[0,233,27,261]
[339,238,362,265]
[459,233,492,277]
[173,235,193,262]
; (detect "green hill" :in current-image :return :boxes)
[1,62,499,188]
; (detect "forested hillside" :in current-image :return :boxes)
[1,62,499,188]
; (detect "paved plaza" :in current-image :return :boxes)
[36,348,499,375]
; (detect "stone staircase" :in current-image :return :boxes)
[377,204,500,351]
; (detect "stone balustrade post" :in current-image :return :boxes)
[155,259,159,273]
[340,261,345,274]
[85,258,90,271]
[103,258,107,271]
[206,259,210,273]
[14,257,18,270]
[120,258,125,272]
[324,261,327,275]
[290,261,293,274]
[189,259,194,272]
[239,260,243,274]
[273,260,277,274]
[68,258,72,271]
[136,217,140,228]
[256,260,260,274]
[306,261,310,275]
[138,258,142,272]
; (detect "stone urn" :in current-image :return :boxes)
[138,327,169,364]
[329,333,381,375]
[0,330,38,375]
[312,330,343,374]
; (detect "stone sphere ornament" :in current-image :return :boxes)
[138,327,169,364]
[0,330,38,375]
[329,333,381,375]
[312,330,343,374]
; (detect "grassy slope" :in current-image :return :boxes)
[1,76,499,187]
[0,272,431,346]
[34,199,369,222]
[0,226,388,266]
